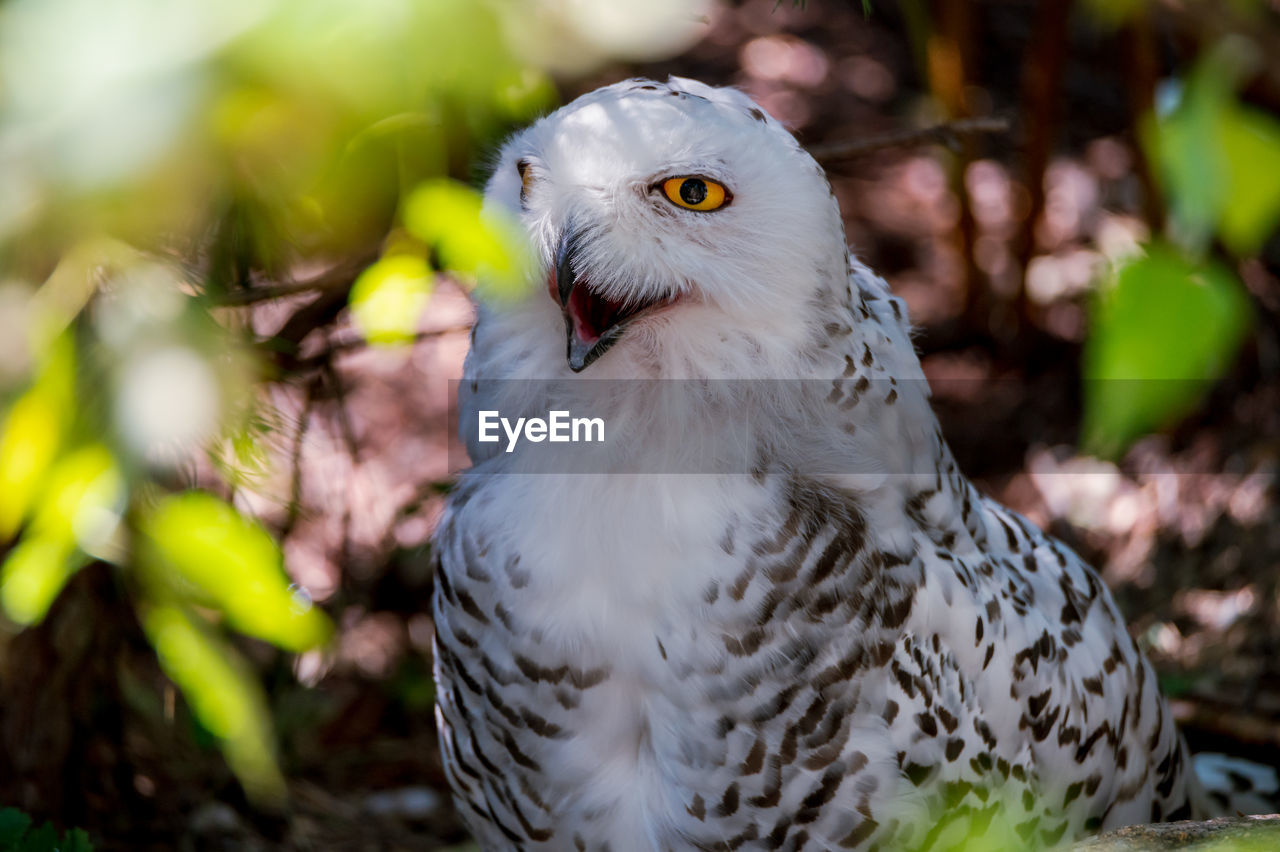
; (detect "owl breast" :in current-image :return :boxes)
[432,471,941,850]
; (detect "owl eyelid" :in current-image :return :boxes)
[517,158,537,209]
[649,174,730,192]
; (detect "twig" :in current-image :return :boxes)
[289,324,474,372]
[320,330,362,465]
[279,379,319,541]
[215,253,378,306]
[807,117,1011,162]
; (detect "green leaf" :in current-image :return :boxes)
[0,337,75,539]
[1147,43,1280,256]
[16,822,55,852]
[141,492,331,652]
[0,532,78,626]
[1216,103,1280,255]
[30,444,124,550]
[402,179,532,295]
[349,254,436,346]
[1,443,124,624]
[0,809,32,846]
[1081,0,1146,29]
[1083,243,1251,457]
[1147,70,1231,252]
[140,602,285,803]
[61,828,93,852]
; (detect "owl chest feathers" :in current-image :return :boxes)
[432,469,939,845]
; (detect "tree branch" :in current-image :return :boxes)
[1073,815,1280,850]
[215,253,378,306]
[290,324,474,373]
[807,117,1011,162]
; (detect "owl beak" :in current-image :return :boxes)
[552,229,639,373]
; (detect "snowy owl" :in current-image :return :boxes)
[429,77,1277,850]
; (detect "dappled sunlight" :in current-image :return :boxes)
[739,35,829,88]
[835,54,896,103]
[1025,249,1102,306]
[1039,160,1102,250]
[1178,585,1258,632]
[337,610,406,680]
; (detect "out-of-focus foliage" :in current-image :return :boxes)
[0,0,709,807]
[351,178,533,344]
[1082,18,1280,458]
[1148,41,1280,257]
[141,492,329,651]
[0,809,93,852]
[350,253,438,346]
[1083,246,1251,456]
[403,179,534,295]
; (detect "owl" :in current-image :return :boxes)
[430,77,1276,851]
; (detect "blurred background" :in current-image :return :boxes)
[0,0,1278,849]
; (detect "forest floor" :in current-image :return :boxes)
[43,1,1280,849]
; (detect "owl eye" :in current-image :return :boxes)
[517,158,534,208]
[661,176,730,212]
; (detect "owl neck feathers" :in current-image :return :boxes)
[466,258,969,522]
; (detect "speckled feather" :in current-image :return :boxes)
[431,77,1274,851]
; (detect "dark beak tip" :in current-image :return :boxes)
[566,326,597,372]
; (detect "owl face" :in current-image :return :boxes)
[484,77,846,373]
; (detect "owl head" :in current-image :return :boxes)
[479,77,850,378]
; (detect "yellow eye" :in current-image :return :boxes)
[661,176,730,211]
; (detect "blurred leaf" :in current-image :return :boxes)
[1083,243,1251,457]
[0,444,120,625]
[349,253,436,346]
[1156,671,1200,699]
[491,67,557,123]
[33,239,148,347]
[141,491,331,651]
[0,533,78,626]
[1216,104,1280,255]
[403,178,532,294]
[141,602,285,803]
[0,0,702,820]
[0,810,32,846]
[62,829,94,852]
[30,444,124,551]
[1081,0,1146,29]
[1147,41,1280,256]
[15,822,56,852]
[1147,62,1232,252]
[0,337,75,538]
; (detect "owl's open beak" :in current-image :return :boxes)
[551,229,672,372]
